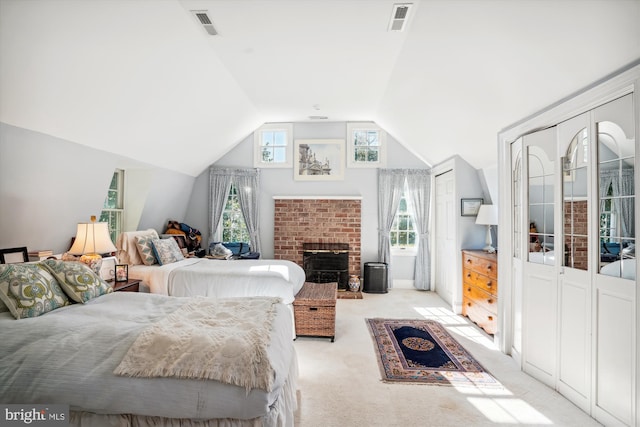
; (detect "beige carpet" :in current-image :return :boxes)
[293,289,600,427]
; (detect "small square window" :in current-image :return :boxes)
[254,123,293,168]
[346,122,386,168]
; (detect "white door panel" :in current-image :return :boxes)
[557,276,590,410]
[594,283,633,426]
[523,266,557,386]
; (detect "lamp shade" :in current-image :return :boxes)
[69,222,117,255]
[475,205,498,226]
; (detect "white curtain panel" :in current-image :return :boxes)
[406,169,432,290]
[377,169,408,287]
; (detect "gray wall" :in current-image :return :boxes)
[184,122,430,272]
[0,123,195,255]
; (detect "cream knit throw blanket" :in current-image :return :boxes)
[114,296,281,392]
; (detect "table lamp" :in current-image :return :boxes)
[475,204,498,253]
[69,216,117,274]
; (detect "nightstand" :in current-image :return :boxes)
[112,279,140,293]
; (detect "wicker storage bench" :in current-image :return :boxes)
[293,282,337,342]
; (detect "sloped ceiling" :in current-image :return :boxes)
[1,0,639,176]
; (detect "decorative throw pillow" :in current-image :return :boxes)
[116,229,159,265]
[40,260,113,303]
[151,238,185,266]
[135,235,158,266]
[0,263,70,319]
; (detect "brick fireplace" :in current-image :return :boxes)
[273,197,362,283]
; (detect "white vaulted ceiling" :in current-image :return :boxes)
[1,0,639,176]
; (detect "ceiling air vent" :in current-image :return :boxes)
[388,3,413,32]
[191,10,217,36]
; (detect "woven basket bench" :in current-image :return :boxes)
[293,282,337,342]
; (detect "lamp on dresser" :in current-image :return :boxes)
[475,204,498,253]
[69,216,117,274]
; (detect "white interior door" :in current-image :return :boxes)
[435,171,455,307]
[522,126,558,388]
[592,94,635,427]
[557,113,592,412]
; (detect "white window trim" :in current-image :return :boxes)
[101,169,124,244]
[346,122,387,168]
[391,246,419,256]
[253,123,293,168]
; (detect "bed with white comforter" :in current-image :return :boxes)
[117,230,305,304]
[130,258,305,304]
[0,292,297,426]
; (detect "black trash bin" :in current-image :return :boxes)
[363,262,388,293]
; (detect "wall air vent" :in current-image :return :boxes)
[308,115,329,120]
[191,10,218,36]
[388,3,413,32]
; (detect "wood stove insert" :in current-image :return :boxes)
[302,243,349,290]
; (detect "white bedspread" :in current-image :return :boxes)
[0,292,296,421]
[130,258,306,304]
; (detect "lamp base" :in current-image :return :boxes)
[79,253,103,275]
[483,225,495,253]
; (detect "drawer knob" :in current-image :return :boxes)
[466,273,471,278]
[486,281,492,287]
[488,315,493,321]
[467,302,472,307]
[467,287,471,292]
[466,259,472,263]
[487,299,493,304]
[486,264,492,270]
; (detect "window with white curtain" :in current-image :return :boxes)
[221,184,250,243]
[390,181,417,253]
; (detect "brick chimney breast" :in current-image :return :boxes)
[273,197,362,278]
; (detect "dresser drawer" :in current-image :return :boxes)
[462,268,497,294]
[462,296,497,335]
[463,253,497,279]
[462,284,497,314]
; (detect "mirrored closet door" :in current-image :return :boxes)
[511,93,636,426]
[592,94,635,426]
[521,126,558,388]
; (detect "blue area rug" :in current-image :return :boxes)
[366,318,501,387]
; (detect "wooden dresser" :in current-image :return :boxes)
[462,250,497,335]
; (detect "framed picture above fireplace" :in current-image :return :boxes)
[294,139,345,181]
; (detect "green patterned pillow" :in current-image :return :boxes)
[40,260,113,303]
[0,264,70,319]
[151,238,185,265]
[135,235,158,265]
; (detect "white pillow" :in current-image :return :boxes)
[116,229,159,265]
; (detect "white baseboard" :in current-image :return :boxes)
[392,279,414,289]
